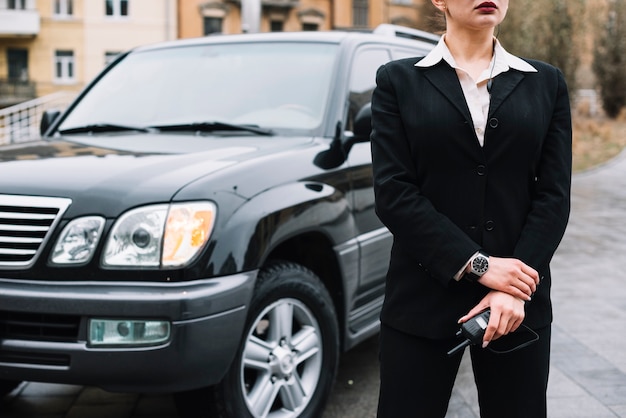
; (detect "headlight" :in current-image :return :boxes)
[50,216,105,265]
[102,202,216,268]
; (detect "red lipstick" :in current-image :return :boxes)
[476,2,497,12]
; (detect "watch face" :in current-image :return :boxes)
[472,256,489,275]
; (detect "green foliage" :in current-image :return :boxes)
[593,0,626,118]
[498,0,586,93]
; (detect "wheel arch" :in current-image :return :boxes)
[265,232,347,352]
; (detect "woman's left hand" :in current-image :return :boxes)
[458,290,525,348]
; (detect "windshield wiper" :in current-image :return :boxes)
[59,123,152,135]
[152,121,274,136]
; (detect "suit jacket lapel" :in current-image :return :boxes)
[422,62,473,123]
[422,63,527,120]
[488,71,525,116]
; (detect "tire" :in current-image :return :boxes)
[175,261,340,418]
[0,380,22,397]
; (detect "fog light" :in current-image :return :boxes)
[88,319,170,347]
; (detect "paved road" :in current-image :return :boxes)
[2,150,626,417]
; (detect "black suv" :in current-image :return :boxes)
[0,25,436,417]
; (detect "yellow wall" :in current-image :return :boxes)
[82,0,177,83]
[0,0,177,98]
[35,0,85,96]
[177,0,425,38]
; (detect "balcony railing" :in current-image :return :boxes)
[0,79,37,108]
[0,92,75,146]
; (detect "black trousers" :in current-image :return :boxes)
[377,323,551,418]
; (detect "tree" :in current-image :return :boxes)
[498,0,585,94]
[593,0,626,118]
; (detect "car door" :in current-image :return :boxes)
[344,45,394,334]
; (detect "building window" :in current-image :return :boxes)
[203,16,222,35]
[353,0,368,27]
[106,0,128,17]
[55,50,75,83]
[270,20,284,32]
[54,0,73,17]
[8,0,27,9]
[298,8,324,31]
[105,51,121,66]
[7,49,29,81]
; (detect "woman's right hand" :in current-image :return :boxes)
[476,256,540,301]
[459,290,526,347]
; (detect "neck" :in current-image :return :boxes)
[443,28,495,63]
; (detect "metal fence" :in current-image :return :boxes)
[0,92,75,145]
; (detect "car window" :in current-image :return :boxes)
[59,42,340,133]
[346,47,391,133]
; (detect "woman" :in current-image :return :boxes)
[371,0,572,417]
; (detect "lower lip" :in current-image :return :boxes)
[477,6,497,12]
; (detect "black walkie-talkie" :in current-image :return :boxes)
[447,309,490,356]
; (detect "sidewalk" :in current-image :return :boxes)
[450,150,626,417]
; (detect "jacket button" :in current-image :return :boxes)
[477,165,486,175]
[485,220,495,231]
[489,118,499,128]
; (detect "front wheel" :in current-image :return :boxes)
[176,261,340,418]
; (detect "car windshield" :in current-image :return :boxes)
[58,41,339,134]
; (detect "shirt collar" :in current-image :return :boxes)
[415,35,537,74]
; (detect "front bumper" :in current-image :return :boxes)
[0,271,257,393]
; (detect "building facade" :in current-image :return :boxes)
[0,0,177,107]
[0,0,429,107]
[177,0,427,38]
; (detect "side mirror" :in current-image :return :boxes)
[40,109,61,137]
[313,103,373,170]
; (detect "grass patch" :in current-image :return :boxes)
[572,112,626,172]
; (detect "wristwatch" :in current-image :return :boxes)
[465,251,489,282]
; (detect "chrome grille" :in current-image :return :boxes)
[0,195,71,268]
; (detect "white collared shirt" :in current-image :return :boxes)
[415,36,537,147]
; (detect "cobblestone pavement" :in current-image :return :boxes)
[2,151,626,417]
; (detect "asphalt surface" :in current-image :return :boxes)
[2,149,626,417]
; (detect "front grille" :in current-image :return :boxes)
[0,350,71,367]
[0,311,81,342]
[0,195,71,268]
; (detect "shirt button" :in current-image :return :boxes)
[485,220,495,231]
[477,165,486,175]
[489,118,499,128]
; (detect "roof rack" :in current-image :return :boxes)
[373,24,440,45]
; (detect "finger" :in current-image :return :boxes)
[458,304,489,323]
[519,274,537,293]
[508,285,532,301]
[509,316,523,333]
[494,315,512,340]
[482,310,500,347]
[521,265,540,285]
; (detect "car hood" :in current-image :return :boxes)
[0,133,315,217]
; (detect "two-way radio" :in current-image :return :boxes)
[447,309,490,356]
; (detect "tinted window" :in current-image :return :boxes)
[346,48,391,132]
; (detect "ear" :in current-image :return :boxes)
[431,0,446,13]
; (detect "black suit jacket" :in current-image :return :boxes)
[371,57,572,338]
